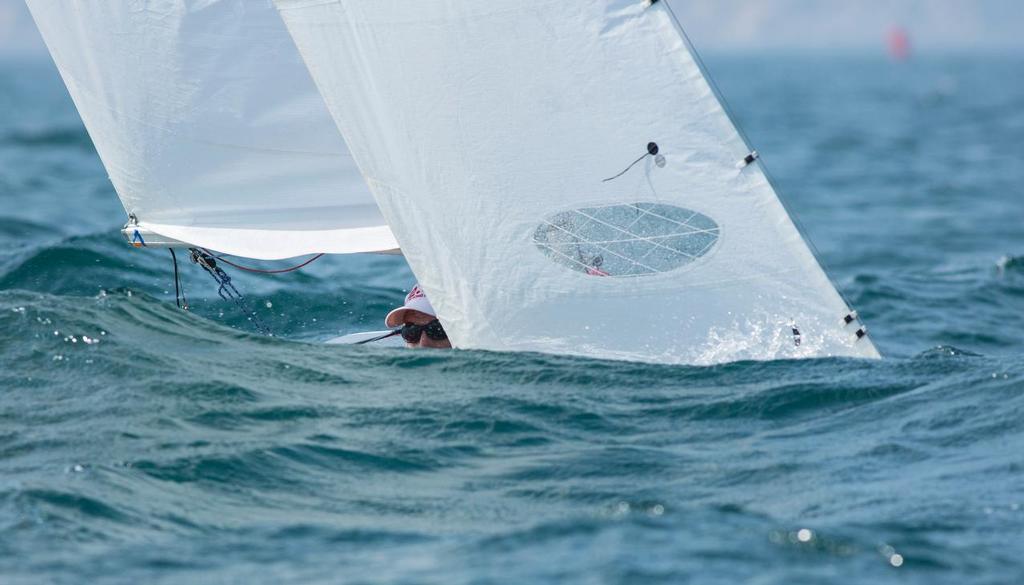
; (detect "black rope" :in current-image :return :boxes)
[602,153,648,182]
[603,142,659,182]
[169,248,188,310]
[189,248,273,336]
[354,329,401,345]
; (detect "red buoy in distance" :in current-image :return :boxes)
[888,26,911,61]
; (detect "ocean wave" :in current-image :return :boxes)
[2,126,92,149]
[2,287,1023,584]
[997,254,1024,275]
[3,54,1024,582]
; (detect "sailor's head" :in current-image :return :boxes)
[385,284,451,349]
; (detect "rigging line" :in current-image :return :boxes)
[199,249,325,274]
[189,248,274,336]
[602,152,649,183]
[169,248,188,310]
[657,1,857,310]
[354,330,402,345]
[602,142,660,183]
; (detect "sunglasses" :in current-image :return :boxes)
[400,319,448,343]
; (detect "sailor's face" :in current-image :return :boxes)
[403,310,452,349]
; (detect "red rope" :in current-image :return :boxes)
[199,249,324,274]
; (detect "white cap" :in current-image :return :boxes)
[384,284,436,328]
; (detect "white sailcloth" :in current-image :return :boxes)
[275,0,880,363]
[26,0,397,259]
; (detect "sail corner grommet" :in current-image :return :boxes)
[855,326,868,340]
[842,311,859,325]
[736,150,759,169]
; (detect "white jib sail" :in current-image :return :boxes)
[26,0,397,259]
[276,0,881,364]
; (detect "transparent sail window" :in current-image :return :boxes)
[533,203,719,277]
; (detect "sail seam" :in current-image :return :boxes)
[56,73,349,158]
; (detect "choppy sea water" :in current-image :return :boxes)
[1,53,1022,584]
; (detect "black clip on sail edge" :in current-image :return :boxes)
[737,150,759,169]
[603,142,661,182]
[842,310,869,341]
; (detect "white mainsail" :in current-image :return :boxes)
[26,0,397,259]
[276,0,880,363]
